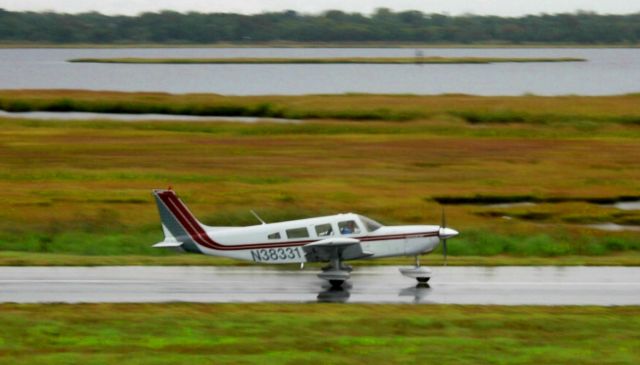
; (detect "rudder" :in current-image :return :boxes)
[152,189,202,253]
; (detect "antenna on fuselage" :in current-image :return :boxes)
[250,210,267,225]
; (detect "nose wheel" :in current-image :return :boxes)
[329,280,346,288]
[400,256,432,283]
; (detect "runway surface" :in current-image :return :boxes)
[1,266,638,305]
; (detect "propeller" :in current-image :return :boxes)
[438,207,459,266]
[441,208,447,266]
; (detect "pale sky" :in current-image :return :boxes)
[0,0,638,16]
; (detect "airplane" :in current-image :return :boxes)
[152,189,459,287]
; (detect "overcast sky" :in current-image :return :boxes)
[0,0,638,16]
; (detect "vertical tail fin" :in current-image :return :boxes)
[152,189,203,252]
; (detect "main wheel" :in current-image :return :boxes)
[329,280,345,288]
[417,277,430,283]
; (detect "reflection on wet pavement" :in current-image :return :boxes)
[0,266,638,305]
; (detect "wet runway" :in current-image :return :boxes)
[0,266,638,305]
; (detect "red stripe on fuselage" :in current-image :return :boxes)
[159,191,314,250]
[157,191,439,251]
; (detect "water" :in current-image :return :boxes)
[584,223,640,232]
[486,202,537,208]
[1,48,639,95]
[0,110,298,123]
[612,201,640,210]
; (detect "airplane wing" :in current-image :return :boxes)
[302,237,373,262]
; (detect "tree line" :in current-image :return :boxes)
[0,8,638,44]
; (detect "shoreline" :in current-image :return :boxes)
[68,56,587,64]
[1,42,639,49]
[1,90,639,123]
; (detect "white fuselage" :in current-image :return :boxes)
[192,214,441,263]
[152,189,449,266]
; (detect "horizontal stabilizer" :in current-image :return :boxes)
[153,241,183,248]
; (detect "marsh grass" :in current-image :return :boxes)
[433,194,640,205]
[452,110,640,126]
[4,226,638,258]
[0,93,639,264]
[0,304,638,364]
[1,90,640,124]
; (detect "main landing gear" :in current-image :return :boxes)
[399,255,432,285]
[318,256,351,288]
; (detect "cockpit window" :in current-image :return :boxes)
[359,215,382,232]
[338,220,361,235]
[268,232,281,240]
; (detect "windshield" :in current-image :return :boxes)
[359,215,383,232]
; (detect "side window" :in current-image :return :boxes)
[268,232,281,240]
[315,223,333,237]
[286,227,309,239]
[338,220,361,235]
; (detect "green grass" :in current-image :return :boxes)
[68,56,587,64]
[1,225,639,264]
[0,304,638,364]
[0,91,639,265]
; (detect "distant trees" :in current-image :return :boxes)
[0,8,638,44]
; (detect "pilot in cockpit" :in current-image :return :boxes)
[340,221,356,234]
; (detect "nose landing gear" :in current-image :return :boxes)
[399,256,432,283]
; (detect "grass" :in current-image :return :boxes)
[0,304,638,364]
[433,194,640,205]
[1,221,639,263]
[0,91,639,265]
[68,56,587,64]
[1,89,640,123]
